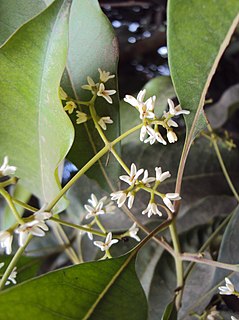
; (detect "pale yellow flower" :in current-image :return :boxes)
[98,68,115,83]
[64,101,77,114]
[97,83,116,104]
[76,111,87,124]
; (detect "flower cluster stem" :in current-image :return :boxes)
[46,123,143,211]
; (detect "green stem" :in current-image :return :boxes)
[169,220,184,310]
[0,235,32,290]
[12,198,37,213]
[207,125,239,202]
[51,217,106,237]
[89,104,108,145]
[0,188,24,224]
[0,177,18,188]
[46,123,143,211]
[95,217,107,234]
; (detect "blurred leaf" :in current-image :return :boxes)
[0,0,46,45]
[2,185,31,229]
[213,205,239,290]
[168,0,239,142]
[63,0,120,191]
[161,300,177,320]
[176,195,236,235]
[121,76,174,145]
[148,252,176,319]
[179,253,215,319]
[0,254,148,320]
[136,241,164,298]
[0,0,74,211]
[206,84,239,129]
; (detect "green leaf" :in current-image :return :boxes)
[0,254,147,320]
[0,0,74,211]
[121,76,175,145]
[161,300,177,320]
[63,0,120,191]
[0,0,46,45]
[168,0,239,142]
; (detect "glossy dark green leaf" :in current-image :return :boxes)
[0,0,74,211]
[63,0,120,191]
[168,0,239,141]
[0,254,147,320]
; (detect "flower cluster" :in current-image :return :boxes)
[124,89,190,145]
[111,163,180,217]
[61,68,115,132]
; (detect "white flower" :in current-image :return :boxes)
[94,232,119,251]
[231,316,239,320]
[119,163,144,186]
[127,192,135,209]
[144,127,167,145]
[167,118,178,128]
[138,96,156,120]
[124,89,156,120]
[0,156,17,176]
[167,99,190,116]
[124,89,146,108]
[155,167,171,182]
[98,68,115,83]
[15,220,49,247]
[163,193,181,212]
[81,76,99,93]
[97,83,116,104]
[140,170,155,187]
[0,230,13,255]
[140,125,149,141]
[142,202,163,218]
[98,116,113,130]
[167,130,178,143]
[218,277,235,295]
[84,194,106,219]
[128,222,140,242]
[0,263,17,286]
[110,191,127,208]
